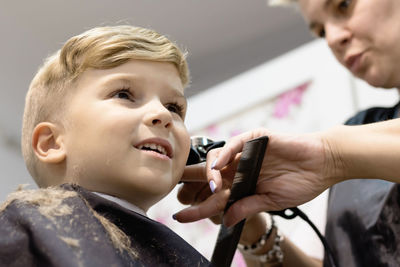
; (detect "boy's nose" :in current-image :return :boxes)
[144,100,172,129]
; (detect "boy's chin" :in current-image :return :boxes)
[117,185,176,210]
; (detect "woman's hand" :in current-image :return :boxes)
[177,174,268,246]
[175,128,343,227]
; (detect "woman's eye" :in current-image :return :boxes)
[318,28,326,38]
[311,27,325,39]
[338,0,351,11]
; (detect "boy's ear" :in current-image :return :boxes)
[32,122,66,164]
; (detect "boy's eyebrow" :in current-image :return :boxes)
[96,75,137,90]
[169,88,185,99]
[100,74,186,102]
[101,75,137,85]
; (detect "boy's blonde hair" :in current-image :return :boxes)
[22,25,189,186]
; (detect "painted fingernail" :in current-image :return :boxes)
[172,214,177,220]
[209,180,216,193]
[211,158,218,169]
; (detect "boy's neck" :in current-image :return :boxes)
[92,192,147,217]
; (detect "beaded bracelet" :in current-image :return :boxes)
[238,215,284,264]
[238,214,274,251]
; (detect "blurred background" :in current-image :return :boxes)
[0,1,397,265]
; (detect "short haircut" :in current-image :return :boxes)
[22,25,189,186]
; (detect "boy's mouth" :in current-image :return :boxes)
[137,143,167,156]
[134,138,173,158]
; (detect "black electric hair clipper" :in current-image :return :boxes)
[186,136,225,166]
[211,136,269,267]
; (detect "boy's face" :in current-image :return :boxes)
[62,60,190,211]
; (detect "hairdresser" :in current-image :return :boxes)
[175,0,400,266]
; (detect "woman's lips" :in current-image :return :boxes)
[345,52,363,73]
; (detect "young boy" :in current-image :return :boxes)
[0,25,210,266]
[0,25,270,267]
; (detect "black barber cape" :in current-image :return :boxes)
[0,184,212,267]
[323,102,400,267]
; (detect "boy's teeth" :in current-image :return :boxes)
[138,143,167,156]
[149,144,157,150]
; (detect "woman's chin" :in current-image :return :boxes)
[361,68,400,89]
[362,72,390,88]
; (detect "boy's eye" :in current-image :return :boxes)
[113,89,133,101]
[166,103,184,117]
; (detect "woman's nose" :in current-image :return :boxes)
[144,100,172,128]
[325,22,351,52]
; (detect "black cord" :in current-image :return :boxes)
[269,207,339,267]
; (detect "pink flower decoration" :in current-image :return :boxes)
[273,81,311,119]
[206,124,219,136]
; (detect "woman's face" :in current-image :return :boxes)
[298,0,400,88]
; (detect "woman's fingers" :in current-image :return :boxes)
[207,129,271,191]
[181,162,208,182]
[181,130,269,192]
[223,194,278,227]
[213,129,270,169]
[173,189,230,223]
[177,182,208,205]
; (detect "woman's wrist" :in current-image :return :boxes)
[320,126,349,185]
[239,213,268,245]
[238,214,284,265]
[325,120,400,184]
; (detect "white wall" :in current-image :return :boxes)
[186,39,398,133]
[0,132,33,201]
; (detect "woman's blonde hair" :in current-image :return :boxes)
[22,25,189,185]
[268,0,296,6]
